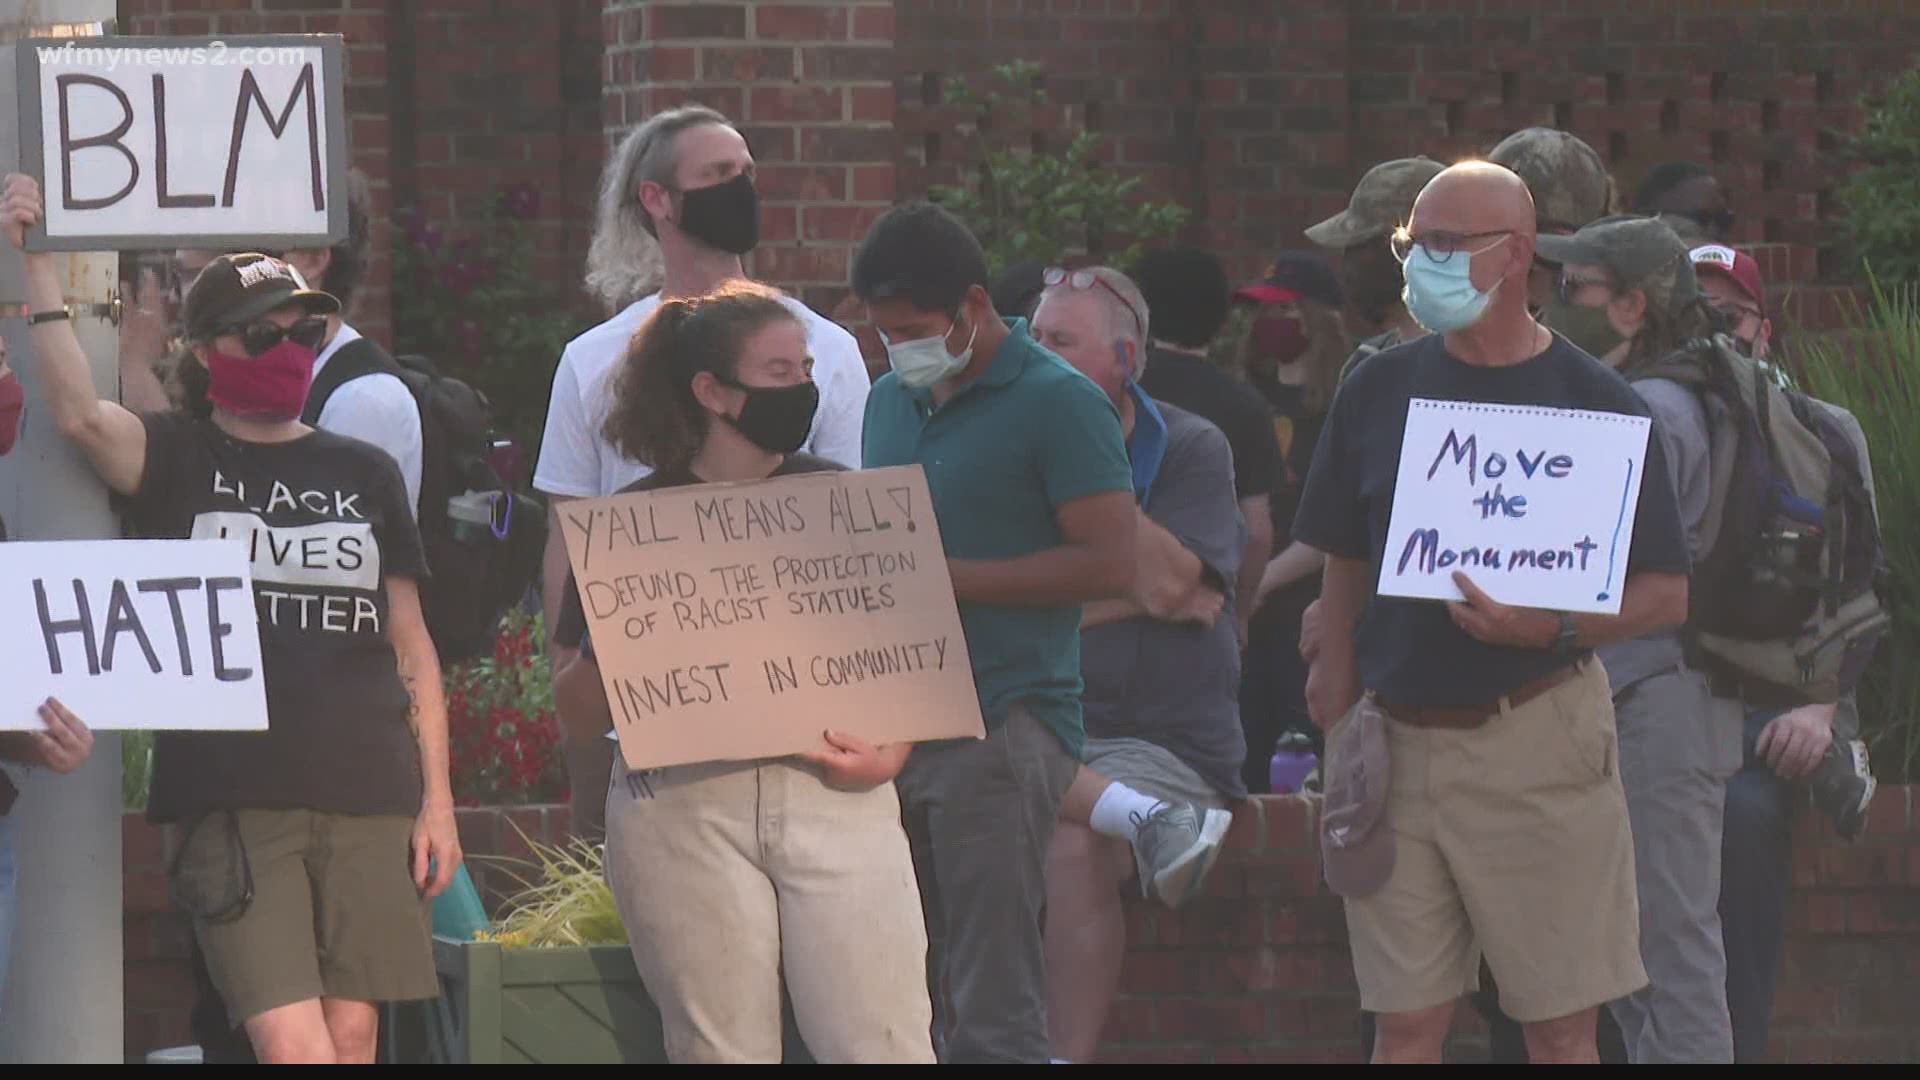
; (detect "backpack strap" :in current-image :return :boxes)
[302,337,403,425]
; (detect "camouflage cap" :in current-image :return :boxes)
[1487,127,1615,234]
[1535,215,1700,314]
[1306,156,1445,249]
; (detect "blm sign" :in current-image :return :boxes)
[13,35,347,251]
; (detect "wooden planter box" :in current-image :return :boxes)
[390,935,813,1064]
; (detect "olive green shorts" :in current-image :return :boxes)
[170,808,437,1025]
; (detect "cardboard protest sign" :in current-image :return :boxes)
[14,35,347,251]
[0,540,269,731]
[1377,399,1652,614]
[560,465,985,771]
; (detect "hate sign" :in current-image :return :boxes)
[14,35,347,251]
[561,465,985,771]
[1377,399,1652,615]
[0,540,268,732]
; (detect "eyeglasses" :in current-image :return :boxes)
[1557,273,1615,304]
[217,315,329,357]
[1043,267,1146,339]
[1390,228,1514,265]
[1682,208,1736,236]
[1708,300,1763,326]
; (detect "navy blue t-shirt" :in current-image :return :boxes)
[1292,332,1691,707]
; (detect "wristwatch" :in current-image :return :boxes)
[1551,611,1579,654]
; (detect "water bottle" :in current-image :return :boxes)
[1269,731,1318,795]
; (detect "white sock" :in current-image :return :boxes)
[1088,782,1164,843]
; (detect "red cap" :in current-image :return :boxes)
[1689,244,1766,317]
[1232,283,1303,307]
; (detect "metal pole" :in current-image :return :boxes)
[0,0,125,1064]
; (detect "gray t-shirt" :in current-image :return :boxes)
[1597,376,1712,691]
[1079,402,1249,798]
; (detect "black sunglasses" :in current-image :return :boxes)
[217,315,329,357]
[1684,207,1736,235]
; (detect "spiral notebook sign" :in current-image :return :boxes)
[1377,398,1652,615]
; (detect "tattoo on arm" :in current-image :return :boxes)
[400,670,421,736]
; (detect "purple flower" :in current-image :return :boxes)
[499,184,542,221]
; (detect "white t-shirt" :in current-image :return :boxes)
[534,292,870,498]
[310,323,425,517]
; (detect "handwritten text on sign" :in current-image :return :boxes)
[16,35,347,250]
[561,466,984,771]
[0,540,269,732]
[1376,399,1652,615]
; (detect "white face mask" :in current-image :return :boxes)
[882,317,976,389]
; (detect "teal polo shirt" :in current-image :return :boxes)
[862,318,1133,757]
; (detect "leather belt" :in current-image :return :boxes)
[1377,660,1587,730]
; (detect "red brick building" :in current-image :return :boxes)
[118,0,1920,355]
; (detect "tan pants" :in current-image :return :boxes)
[1340,658,1648,1023]
[603,758,935,1064]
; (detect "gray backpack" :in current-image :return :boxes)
[1628,334,1888,704]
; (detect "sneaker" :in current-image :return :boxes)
[1130,802,1234,908]
[1807,737,1876,842]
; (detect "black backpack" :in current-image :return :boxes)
[303,338,547,666]
[1627,334,1888,704]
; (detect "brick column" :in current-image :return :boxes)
[602,1,897,320]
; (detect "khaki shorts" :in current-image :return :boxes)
[171,808,437,1025]
[1082,736,1229,810]
[1335,657,1648,1023]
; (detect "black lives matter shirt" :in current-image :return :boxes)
[121,413,428,822]
[1292,332,1691,708]
[553,454,844,652]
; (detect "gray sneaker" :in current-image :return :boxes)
[1131,802,1234,908]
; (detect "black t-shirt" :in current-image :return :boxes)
[1138,348,1280,502]
[1292,332,1691,707]
[121,413,429,822]
[554,454,845,652]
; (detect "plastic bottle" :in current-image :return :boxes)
[1269,731,1319,795]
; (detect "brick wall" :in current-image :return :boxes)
[890,0,1920,326]
[121,791,1919,1062]
[112,0,1920,362]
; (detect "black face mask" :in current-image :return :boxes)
[1339,244,1405,324]
[726,380,819,454]
[676,173,761,255]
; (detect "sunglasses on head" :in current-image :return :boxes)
[1044,266,1146,339]
[218,315,329,357]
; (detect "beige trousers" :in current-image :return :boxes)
[603,758,936,1063]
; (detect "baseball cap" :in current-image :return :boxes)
[1488,127,1615,235]
[1689,243,1766,317]
[1234,250,1344,309]
[184,253,339,342]
[1535,215,1699,313]
[1306,156,1446,250]
[1320,696,1394,899]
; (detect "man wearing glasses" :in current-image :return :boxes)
[1293,161,1691,1063]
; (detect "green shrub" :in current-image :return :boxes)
[1839,66,1920,290]
[1787,278,1920,780]
[931,61,1188,275]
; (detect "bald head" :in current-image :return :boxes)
[1410,161,1538,240]
[1400,161,1540,340]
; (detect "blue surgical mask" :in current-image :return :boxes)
[882,317,975,389]
[1401,241,1507,334]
